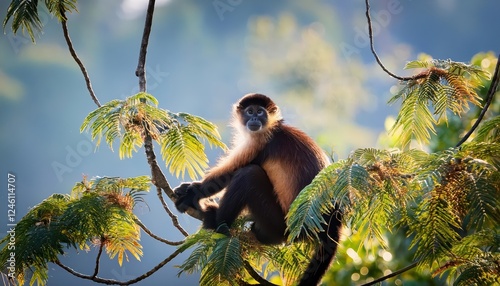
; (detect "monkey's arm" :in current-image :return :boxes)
[174,171,233,213]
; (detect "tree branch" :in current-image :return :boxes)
[135,217,185,245]
[135,0,156,93]
[132,0,204,222]
[55,248,184,285]
[92,236,105,278]
[365,0,426,82]
[155,187,190,236]
[361,261,419,286]
[60,15,101,107]
[455,54,500,147]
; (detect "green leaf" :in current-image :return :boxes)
[175,113,227,150]
[0,194,70,286]
[389,59,488,148]
[390,87,437,147]
[105,210,142,266]
[44,0,78,21]
[404,60,433,69]
[287,163,343,241]
[3,0,42,42]
[177,229,218,276]
[161,126,209,180]
[410,194,462,267]
[475,116,500,143]
[81,93,225,179]
[200,237,242,286]
[3,0,79,42]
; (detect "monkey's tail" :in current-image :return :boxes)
[297,212,341,286]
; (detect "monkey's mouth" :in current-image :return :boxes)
[247,123,262,131]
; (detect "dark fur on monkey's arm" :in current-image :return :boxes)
[174,182,229,235]
[174,182,203,213]
[171,183,212,221]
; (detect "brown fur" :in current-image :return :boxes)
[206,93,328,213]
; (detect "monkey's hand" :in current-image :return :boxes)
[174,182,202,213]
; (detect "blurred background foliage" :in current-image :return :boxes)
[1,0,500,285]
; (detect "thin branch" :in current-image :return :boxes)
[360,261,419,286]
[142,124,204,222]
[135,217,185,245]
[60,16,101,107]
[456,55,500,147]
[135,0,156,93]
[365,0,426,82]
[132,0,204,223]
[55,248,184,285]
[242,260,278,286]
[156,187,190,237]
[92,236,105,278]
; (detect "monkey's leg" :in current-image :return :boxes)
[214,164,286,244]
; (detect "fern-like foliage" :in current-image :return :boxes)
[0,176,150,285]
[199,236,243,286]
[286,162,346,241]
[475,115,500,143]
[177,217,315,286]
[177,230,243,286]
[257,243,313,285]
[3,0,78,42]
[389,59,489,147]
[80,93,226,179]
[433,230,500,285]
[286,144,499,283]
[288,148,424,247]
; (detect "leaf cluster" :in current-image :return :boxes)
[177,229,243,286]
[0,176,150,285]
[389,59,490,147]
[177,219,315,285]
[287,143,500,284]
[3,0,78,42]
[80,92,226,179]
[475,116,500,143]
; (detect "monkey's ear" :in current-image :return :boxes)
[268,106,279,114]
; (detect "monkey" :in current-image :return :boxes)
[174,93,341,285]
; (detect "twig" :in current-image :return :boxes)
[92,236,105,278]
[365,0,426,82]
[360,261,419,286]
[60,15,101,107]
[55,248,184,285]
[455,55,500,147]
[135,217,185,245]
[156,187,190,237]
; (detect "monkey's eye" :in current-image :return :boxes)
[246,110,254,116]
[257,110,264,116]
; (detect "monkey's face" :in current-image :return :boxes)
[242,105,268,132]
